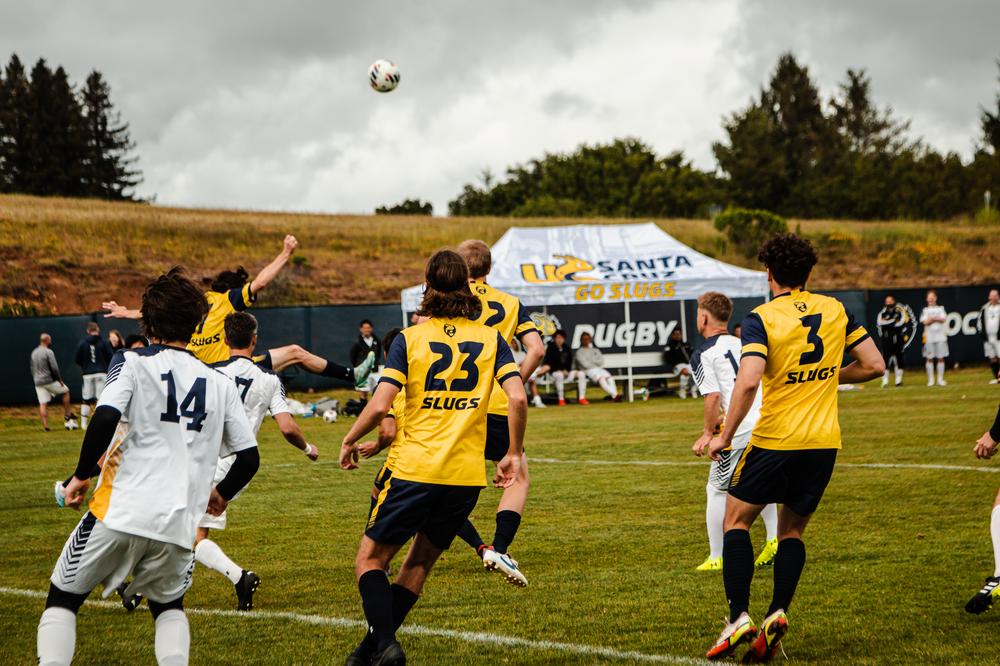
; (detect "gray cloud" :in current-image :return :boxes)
[1,1,997,214]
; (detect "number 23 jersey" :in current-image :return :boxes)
[91,345,257,548]
[740,289,869,451]
[380,317,520,486]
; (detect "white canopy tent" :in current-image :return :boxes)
[401,222,769,399]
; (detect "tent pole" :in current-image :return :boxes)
[625,300,634,402]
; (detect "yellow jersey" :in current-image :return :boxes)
[187,284,256,364]
[383,389,406,471]
[741,289,869,451]
[380,316,520,486]
[468,279,537,415]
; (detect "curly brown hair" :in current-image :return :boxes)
[417,250,482,320]
[141,267,210,343]
[758,233,817,288]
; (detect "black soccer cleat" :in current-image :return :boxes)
[371,640,406,666]
[966,576,1000,614]
[235,570,261,611]
[116,582,144,612]
[344,654,371,666]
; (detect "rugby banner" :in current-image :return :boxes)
[401,223,768,310]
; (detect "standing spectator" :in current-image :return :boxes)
[977,289,1000,384]
[350,319,381,399]
[876,295,914,388]
[920,290,949,387]
[30,333,76,431]
[535,329,578,406]
[665,328,697,399]
[74,321,114,429]
[574,332,621,404]
[511,338,545,408]
[108,329,125,353]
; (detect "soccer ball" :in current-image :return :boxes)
[368,59,400,93]
[322,409,338,423]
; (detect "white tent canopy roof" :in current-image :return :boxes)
[401,222,768,310]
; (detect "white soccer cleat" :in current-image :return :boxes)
[531,395,546,408]
[937,378,947,387]
[64,418,79,430]
[482,548,528,587]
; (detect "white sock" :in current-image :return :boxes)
[38,607,76,666]
[578,376,587,400]
[895,367,903,383]
[936,361,945,381]
[81,404,90,428]
[706,484,727,559]
[761,503,778,541]
[991,506,1000,578]
[554,374,565,400]
[881,370,889,384]
[154,609,190,666]
[926,361,934,383]
[195,538,243,584]
[599,376,617,397]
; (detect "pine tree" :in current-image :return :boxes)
[981,60,1000,155]
[0,54,32,192]
[80,70,142,199]
[831,69,909,155]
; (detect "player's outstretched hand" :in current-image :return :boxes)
[283,234,299,255]
[64,476,90,510]
[707,436,728,462]
[340,441,360,470]
[206,487,228,516]
[692,434,712,457]
[974,432,998,460]
[494,453,520,488]
[102,301,128,318]
[357,440,379,459]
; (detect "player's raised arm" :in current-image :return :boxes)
[102,300,142,319]
[249,234,298,295]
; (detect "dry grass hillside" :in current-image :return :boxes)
[1,194,997,315]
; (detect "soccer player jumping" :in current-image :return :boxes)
[704,234,884,662]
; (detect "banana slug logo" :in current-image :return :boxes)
[521,255,597,283]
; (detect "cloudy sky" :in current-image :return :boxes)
[3,1,998,214]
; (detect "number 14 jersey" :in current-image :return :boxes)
[740,289,869,451]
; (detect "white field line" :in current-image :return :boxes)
[0,586,707,664]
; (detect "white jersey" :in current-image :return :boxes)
[91,345,257,548]
[920,305,948,343]
[984,303,1000,340]
[691,334,762,448]
[211,355,291,435]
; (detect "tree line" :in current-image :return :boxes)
[448,53,1000,220]
[0,54,142,200]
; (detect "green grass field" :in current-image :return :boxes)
[3,370,1000,664]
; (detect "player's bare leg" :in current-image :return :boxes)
[351,537,408,666]
[267,343,374,388]
[39,402,49,431]
[480,454,531,586]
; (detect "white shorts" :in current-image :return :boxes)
[708,435,750,491]
[81,373,107,401]
[198,455,239,530]
[51,512,194,603]
[985,340,1000,359]
[35,381,68,405]
[923,340,949,359]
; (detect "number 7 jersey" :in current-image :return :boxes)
[380,317,520,486]
[740,289,869,450]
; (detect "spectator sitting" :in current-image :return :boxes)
[665,328,697,399]
[535,329,578,406]
[574,332,621,404]
[350,319,380,399]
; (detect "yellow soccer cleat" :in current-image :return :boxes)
[706,612,757,661]
[755,539,778,568]
[743,610,788,663]
[696,556,723,572]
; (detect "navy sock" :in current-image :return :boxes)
[321,360,353,381]
[455,519,486,553]
[358,570,394,651]
[354,583,419,657]
[722,529,755,622]
[768,538,806,616]
[492,510,522,554]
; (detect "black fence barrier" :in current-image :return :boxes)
[3,284,996,405]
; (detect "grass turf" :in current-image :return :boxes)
[2,368,1000,664]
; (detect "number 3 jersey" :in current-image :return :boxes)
[740,289,869,451]
[90,345,258,548]
[691,334,761,448]
[380,317,520,487]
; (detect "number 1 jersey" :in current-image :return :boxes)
[90,345,257,548]
[740,290,869,451]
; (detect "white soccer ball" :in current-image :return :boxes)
[322,409,338,423]
[368,59,400,93]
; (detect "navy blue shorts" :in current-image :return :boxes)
[366,478,481,550]
[728,447,838,517]
[485,413,510,462]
